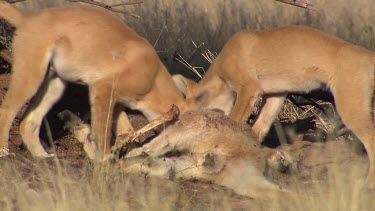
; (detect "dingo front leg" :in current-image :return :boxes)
[230,84,262,123]
[88,81,116,160]
[331,74,375,187]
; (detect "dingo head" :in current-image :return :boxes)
[172,74,236,115]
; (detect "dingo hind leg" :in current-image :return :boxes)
[331,68,375,186]
[20,76,66,157]
[0,39,53,157]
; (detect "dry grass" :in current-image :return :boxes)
[0,158,181,211]
[121,0,375,78]
[0,155,374,211]
[10,0,375,78]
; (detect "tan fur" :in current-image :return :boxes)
[124,110,296,200]
[175,25,375,187]
[0,2,187,159]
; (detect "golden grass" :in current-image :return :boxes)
[0,155,374,211]
[121,0,375,75]
[0,158,181,210]
[11,0,375,78]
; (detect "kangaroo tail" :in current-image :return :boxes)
[0,1,25,27]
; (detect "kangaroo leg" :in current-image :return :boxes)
[113,104,134,136]
[125,131,181,158]
[57,105,133,159]
[57,110,96,159]
[20,76,66,157]
[331,72,375,187]
[123,156,175,179]
[123,154,208,180]
[0,42,52,157]
[219,160,292,200]
[125,125,204,158]
[252,94,287,143]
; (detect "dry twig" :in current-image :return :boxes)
[189,39,205,59]
[276,0,313,10]
[0,49,12,63]
[66,0,143,18]
[175,52,203,79]
[6,0,26,3]
[201,49,217,64]
[153,25,168,48]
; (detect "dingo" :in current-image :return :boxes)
[174,25,375,186]
[0,2,186,159]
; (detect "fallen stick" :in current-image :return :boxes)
[6,0,27,3]
[113,105,180,151]
[0,49,12,63]
[276,0,313,10]
[65,0,143,18]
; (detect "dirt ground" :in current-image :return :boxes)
[0,73,374,210]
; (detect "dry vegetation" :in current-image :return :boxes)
[11,0,375,78]
[1,0,375,210]
[0,140,374,210]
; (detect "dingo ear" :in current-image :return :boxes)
[195,90,210,105]
[172,74,197,98]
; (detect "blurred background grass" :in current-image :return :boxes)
[13,0,375,79]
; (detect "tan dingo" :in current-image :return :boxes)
[174,25,375,186]
[0,2,187,159]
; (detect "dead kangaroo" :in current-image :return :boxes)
[0,2,187,159]
[173,25,375,186]
[124,110,296,200]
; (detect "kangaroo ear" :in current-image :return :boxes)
[202,151,226,174]
[172,74,197,98]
